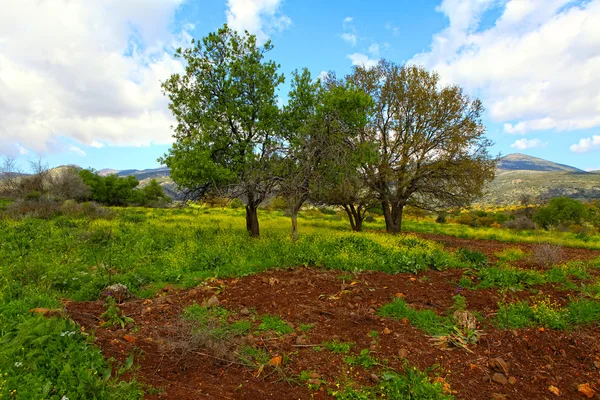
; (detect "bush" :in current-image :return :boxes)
[534,197,588,230]
[534,244,564,267]
[502,216,536,231]
[435,212,447,224]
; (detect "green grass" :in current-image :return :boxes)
[496,297,600,329]
[378,299,451,336]
[257,315,294,335]
[323,340,354,354]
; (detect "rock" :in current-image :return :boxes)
[578,383,596,398]
[491,394,506,400]
[246,334,255,345]
[269,355,282,367]
[205,295,220,308]
[162,284,175,293]
[398,348,408,358]
[296,335,307,345]
[239,307,250,316]
[368,308,376,314]
[594,360,600,369]
[548,385,560,396]
[353,296,363,302]
[489,358,509,375]
[310,372,320,379]
[123,335,136,343]
[100,283,131,303]
[383,327,392,335]
[370,373,379,383]
[508,377,517,385]
[492,373,508,385]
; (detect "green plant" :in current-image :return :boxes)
[378,299,450,336]
[323,340,354,354]
[344,349,379,369]
[258,315,294,335]
[100,296,134,329]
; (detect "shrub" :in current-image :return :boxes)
[502,216,536,231]
[533,244,564,267]
[534,197,588,229]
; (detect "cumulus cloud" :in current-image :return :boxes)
[348,53,378,69]
[341,33,357,46]
[0,0,189,155]
[225,0,291,43]
[570,135,600,153]
[411,0,600,135]
[368,43,380,56]
[510,138,547,150]
[343,16,353,24]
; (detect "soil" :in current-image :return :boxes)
[66,237,600,400]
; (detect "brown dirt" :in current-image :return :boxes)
[412,232,600,268]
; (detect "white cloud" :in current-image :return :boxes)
[411,0,600,135]
[16,144,29,156]
[0,0,189,155]
[570,135,600,153]
[225,0,291,43]
[368,43,380,56]
[348,53,378,69]
[68,145,86,157]
[510,138,547,150]
[343,16,353,24]
[90,141,105,149]
[341,33,357,46]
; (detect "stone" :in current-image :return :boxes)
[492,373,508,385]
[578,383,596,398]
[491,394,506,400]
[239,307,250,316]
[398,348,408,358]
[100,283,131,303]
[383,327,392,335]
[489,358,509,375]
[205,295,220,308]
[370,374,379,383]
[508,377,517,385]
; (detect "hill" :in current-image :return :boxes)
[496,153,584,173]
[478,154,600,205]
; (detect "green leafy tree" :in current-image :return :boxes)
[348,61,496,233]
[534,197,588,229]
[310,75,376,231]
[160,25,284,237]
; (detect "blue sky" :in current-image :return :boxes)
[1,0,599,172]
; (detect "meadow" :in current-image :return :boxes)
[2,206,600,399]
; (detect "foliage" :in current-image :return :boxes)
[257,315,294,335]
[323,340,354,354]
[100,296,134,329]
[534,197,589,229]
[160,24,283,237]
[378,299,450,336]
[347,62,496,233]
[0,317,142,399]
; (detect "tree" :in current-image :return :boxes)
[309,75,375,231]
[533,197,588,229]
[160,25,284,237]
[348,61,496,233]
[0,156,22,197]
[277,68,322,240]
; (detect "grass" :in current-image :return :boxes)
[0,204,599,397]
[323,340,355,354]
[496,297,600,329]
[378,299,451,336]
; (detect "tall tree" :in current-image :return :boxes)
[160,25,284,237]
[348,61,496,233]
[277,68,322,241]
[310,76,375,231]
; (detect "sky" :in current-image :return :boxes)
[1,0,599,171]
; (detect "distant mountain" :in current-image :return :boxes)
[478,154,600,205]
[497,153,584,173]
[99,167,181,199]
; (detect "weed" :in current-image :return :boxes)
[299,323,314,332]
[344,349,379,369]
[100,296,134,329]
[258,315,294,335]
[378,299,450,336]
[323,340,354,354]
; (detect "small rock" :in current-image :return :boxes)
[246,334,255,345]
[398,348,408,358]
[578,383,596,398]
[491,394,506,400]
[269,355,282,367]
[383,327,391,335]
[489,358,509,375]
[307,379,321,386]
[353,296,363,302]
[594,360,600,369]
[296,335,306,345]
[508,377,517,385]
[205,295,220,308]
[368,308,376,314]
[100,283,131,303]
[370,373,379,383]
[369,344,378,351]
[492,373,508,385]
[310,372,320,379]
[162,284,175,293]
[548,385,560,396]
[239,307,250,316]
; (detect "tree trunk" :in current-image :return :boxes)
[245,204,260,237]
[344,204,364,232]
[382,200,403,233]
[291,210,298,242]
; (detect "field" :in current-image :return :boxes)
[2,206,600,399]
